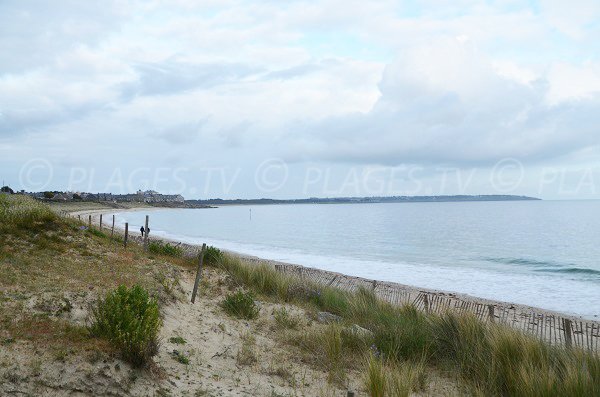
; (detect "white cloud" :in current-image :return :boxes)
[1,0,599,197]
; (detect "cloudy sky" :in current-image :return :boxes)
[1,0,600,199]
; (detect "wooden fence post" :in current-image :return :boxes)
[99,214,103,229]
[111,215,115,238]
[488,305,495,323]
[124,223,129,249]
[563,318,573,348]
[423,294,430,313]
[143,215,149,250]
[191,243,207,303]
[88,215,91,228]
[78,214,81,221]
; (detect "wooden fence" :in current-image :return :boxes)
[274,264,600,352]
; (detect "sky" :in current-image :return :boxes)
[1,0,600,199]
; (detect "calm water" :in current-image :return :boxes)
[115,201,600,319]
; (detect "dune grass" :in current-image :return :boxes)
[212,252,600,396]
[148,240,183,257]
[0,194,57,231]
[364,353,427,397]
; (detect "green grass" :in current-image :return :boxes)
[86,228,107,238]
[148,241,183,257]
[170,349,190,365]
[364,353,427,397]
[203,246,223,265]
[273,307,301,329]
[212,252,600,396]
[169,336,187,345]
[221,290,260,320]
[0,194,57,231]
[89,285,161,367]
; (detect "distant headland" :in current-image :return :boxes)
[187,195,541,206]
[1,186,540,207]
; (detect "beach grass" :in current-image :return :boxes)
[212,252,600,396]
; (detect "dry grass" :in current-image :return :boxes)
[0,196,185,359]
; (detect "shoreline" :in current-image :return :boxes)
[68,207,600,327]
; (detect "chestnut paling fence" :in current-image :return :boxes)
[273,264,600,352]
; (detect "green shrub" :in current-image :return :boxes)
[204,246,223,265]
[89,285,161,367]
[221,290,259,320]
[148,241,182,257]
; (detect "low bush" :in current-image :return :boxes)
[89,285,161,367]
[221,290,259,320]
[148,241,183,257]
[204,246,223,265]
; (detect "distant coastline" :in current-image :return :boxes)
[186,194,541,206]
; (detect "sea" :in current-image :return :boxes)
[114,200,600,319]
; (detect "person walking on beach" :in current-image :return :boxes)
[140,226,145,237]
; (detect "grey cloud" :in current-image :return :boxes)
[263,59,341,80]
[151,120,208,145]
[279,66,600,167]
[120,61,264,99]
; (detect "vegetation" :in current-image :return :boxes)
[221,290,260,320]
[236,331,257,366]
[169,336,187,345]
[170,349,190,365]
[89,285,161,367]
[86,228,107,238]
[203,245,223,265]
[364,353,427,397]
[273,307,301,329]
[148,241,183,257]
[0,194,57,230]
[214,252,600,396]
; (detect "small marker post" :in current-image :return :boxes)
[191,243,207,303]
[124,223,129,249]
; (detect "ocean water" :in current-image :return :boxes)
[114,201,600,319]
